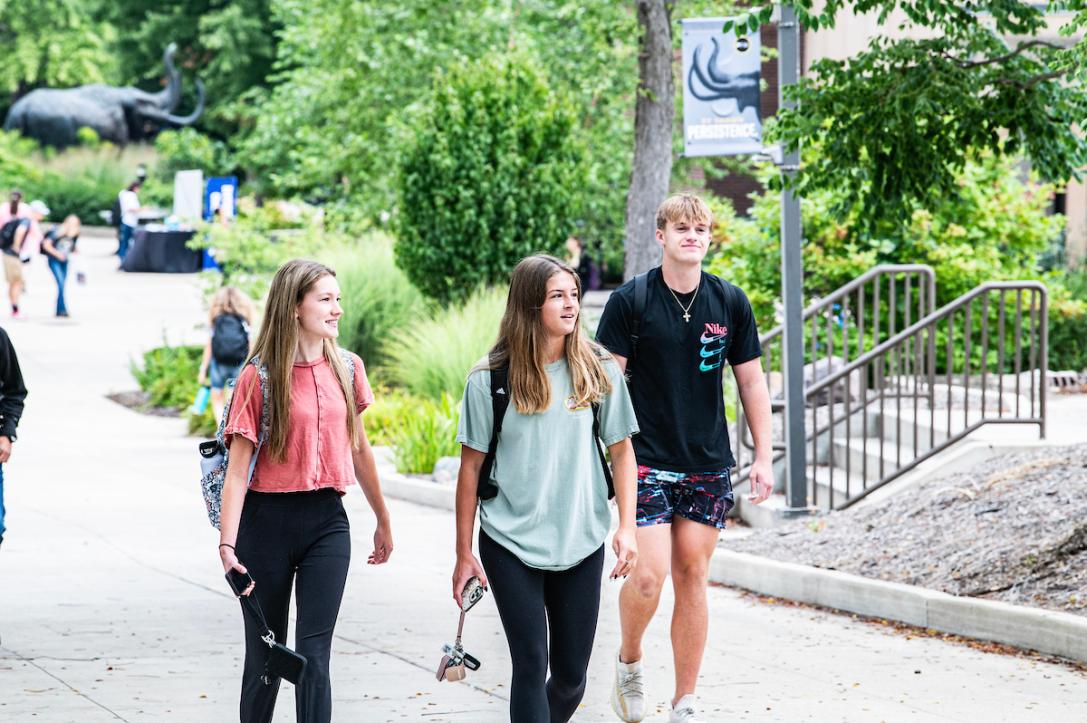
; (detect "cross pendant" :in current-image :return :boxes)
[683,312,691,323]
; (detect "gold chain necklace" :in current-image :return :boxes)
[666,279,700,323]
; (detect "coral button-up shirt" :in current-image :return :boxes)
[224,351,374,493]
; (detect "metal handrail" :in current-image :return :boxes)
[733,264,937,476]
[806,280,1047,510]
[758,264,936,344]
[807,281,1047,397]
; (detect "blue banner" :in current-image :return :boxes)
[681,18,762,157]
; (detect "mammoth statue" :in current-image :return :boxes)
[4,43,205,148]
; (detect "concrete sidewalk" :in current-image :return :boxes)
[1,236,1085,721]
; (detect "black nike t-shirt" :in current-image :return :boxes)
[595,267,762,472]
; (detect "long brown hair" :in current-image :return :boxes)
[478,254,612,414]
[247,259,359,462]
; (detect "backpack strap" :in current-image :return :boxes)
[591,402,615,500]
[477,361,509,501]
[629,271,649,367]
[709,273,735,311]
[214,356,268,485]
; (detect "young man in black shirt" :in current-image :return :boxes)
[0,325,27,548]
[596,194,774,723]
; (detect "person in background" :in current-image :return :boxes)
[198,286,257,423]
[0,325,27,549]
[41,215,81,318]
[0,200,50,318]
[117,180,143,260]
[0,190,29,226]
[565,235,602,292]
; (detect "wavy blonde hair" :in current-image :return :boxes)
[208,286,256,326]
[477,254,612,414]
[246,260,358,462]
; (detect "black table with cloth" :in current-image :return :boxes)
[120,228,201,273]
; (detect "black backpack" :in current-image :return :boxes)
[211,314,250,365]
[0,219,24,250]
[477,361,614,501]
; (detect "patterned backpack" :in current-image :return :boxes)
[198,351,356,528]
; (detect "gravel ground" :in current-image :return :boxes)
[729,444,1087,615]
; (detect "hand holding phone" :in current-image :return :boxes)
[226,567,255,597]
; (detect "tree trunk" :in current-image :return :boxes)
[623,0,675,280]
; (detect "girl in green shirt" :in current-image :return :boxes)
[453,254,640,722]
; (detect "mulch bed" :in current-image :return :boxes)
[106,390,183,418]
[729,444,1087,616]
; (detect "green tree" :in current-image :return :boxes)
[93,0,279,135]
[707,153,1065,331]
[0,0,116,106]
[724,2,1087,233]
[239,1,635,255]
[395,54,585,303]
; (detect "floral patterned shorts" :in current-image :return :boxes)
[635,465,734,530]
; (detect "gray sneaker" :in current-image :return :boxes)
[668,694,702,722]
[610,654,646,722]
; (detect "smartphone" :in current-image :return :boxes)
[225,568,254,597]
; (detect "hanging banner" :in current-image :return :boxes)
[681,18,762,157]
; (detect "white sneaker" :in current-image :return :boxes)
[610,654,646,722]
[668,694,702,723]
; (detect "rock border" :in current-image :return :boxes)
[379,464,1087,665]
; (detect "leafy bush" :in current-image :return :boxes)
[1048,294,1087,372]
[0,132,155,223]
[386,287,505,400]
[393,393,461,474]
[707,154,1065,334]
[326,235,427,369]
[142,129,236,207]
[190,203,327,300]
[131,344,203,410]
[395,53,585,303]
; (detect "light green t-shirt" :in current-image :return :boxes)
[457,357,639,571]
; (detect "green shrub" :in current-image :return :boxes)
[707,153,1065,334]
[131,344,203,410]
[1048,295,1087,372]
[190,205,327,300]
[0,133,156,223]
[386,287,505,400]
[326,235,427,368]
[143,128,235,207]
[363,387,461,474]
[393,393,461,474]
[395,53,585,303]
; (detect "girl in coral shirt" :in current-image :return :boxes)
[217,258,393,723]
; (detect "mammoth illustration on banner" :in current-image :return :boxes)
[4,43,205,148]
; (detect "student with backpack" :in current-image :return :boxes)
[596,194,774,723]
[1,200,50,318]
[40,215,81,318]
[217,259,392,723]
[452,254,640,723]
[199,287,256,423]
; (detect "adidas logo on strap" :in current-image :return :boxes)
[496,387,506,395]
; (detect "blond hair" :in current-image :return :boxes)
[656,193,713,230]
[476,254,612,414]
[245,260,359,462]
[209,286,256,326]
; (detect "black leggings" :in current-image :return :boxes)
[235,489,351,723]
[479,529,604,723]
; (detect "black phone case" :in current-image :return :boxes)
[225,569,253,597]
